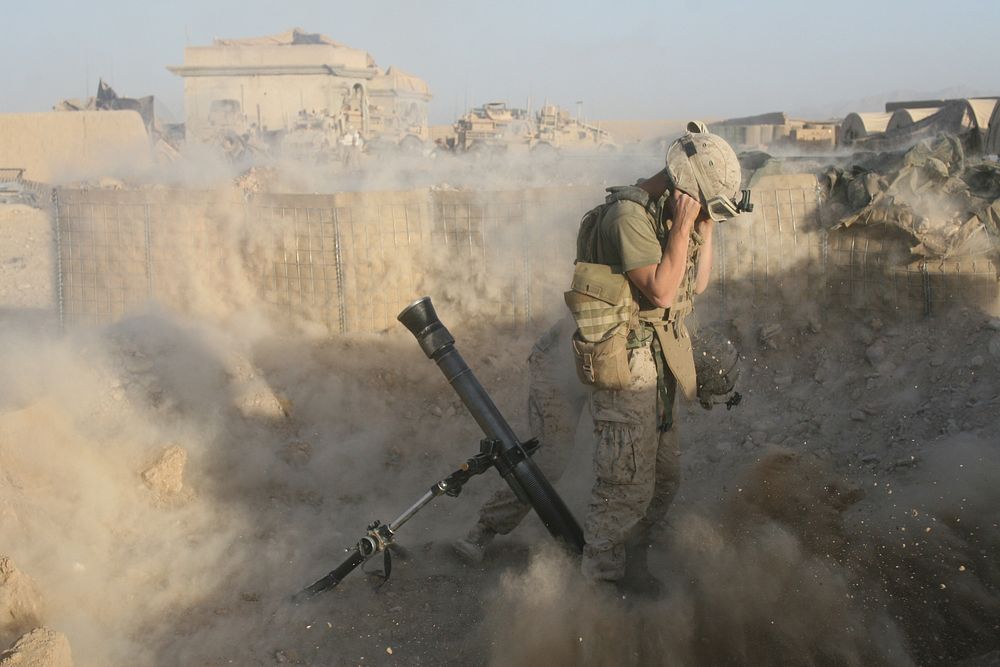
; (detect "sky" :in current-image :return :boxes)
[2,0,999,125]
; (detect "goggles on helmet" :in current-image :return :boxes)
[678,135,754,222]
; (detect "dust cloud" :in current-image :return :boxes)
[1,143,999,667]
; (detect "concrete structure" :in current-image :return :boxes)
[0,111,150,183]
[710,112,837,152]
[168,28,431,148]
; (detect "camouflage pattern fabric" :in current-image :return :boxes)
[581,344,680,582]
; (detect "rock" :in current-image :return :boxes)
[0,557,44,648]
[235,387,288,421]
[0,628,73,667]
[988,336,1000,359]
[716,441,735,455]
[850,410,866,422]
[860,454,881,464]
[279,441,311,468]
[889,456,921,470]
[759,324,783,349]
[806,318,822,334]
[854,324,876,345]
[141,445,187,496]
[969,355,985,370]
[865,341,887,366]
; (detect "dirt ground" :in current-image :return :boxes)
[1,269,999,666]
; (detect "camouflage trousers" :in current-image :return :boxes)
[476,317,588,535]
[582,343,680,583]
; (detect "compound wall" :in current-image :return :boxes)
[2,176,995,334]
[0,111,151,183]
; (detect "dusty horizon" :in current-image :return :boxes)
[2,0,999,125]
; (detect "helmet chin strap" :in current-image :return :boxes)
[679,135,718,205]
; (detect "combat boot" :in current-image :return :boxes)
[620,542,666,599]
[451,523,496,564]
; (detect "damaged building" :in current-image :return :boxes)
[167,28,432,157]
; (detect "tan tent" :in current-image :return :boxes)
[840,112,892,144]
[987,102,1000,156]
[963,99,997,129]
[886,107,941,132]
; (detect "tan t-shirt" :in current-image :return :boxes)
[591,199,665,273]
[585,193,702,312]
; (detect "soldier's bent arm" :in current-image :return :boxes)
[626,191,701,308]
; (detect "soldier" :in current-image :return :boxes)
[571,126,741,589]
[455,124,744,592]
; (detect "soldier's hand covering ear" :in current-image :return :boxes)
[671,190,702,228]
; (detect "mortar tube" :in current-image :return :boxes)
[398,297,584,552]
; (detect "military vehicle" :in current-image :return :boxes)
[448,102,616,156]
[534,104,616,154]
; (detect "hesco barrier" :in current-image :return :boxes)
[50,176,998,332]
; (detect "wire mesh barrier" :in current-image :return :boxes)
[54,190,153,326]
[708,174,828,321]
[827,224,999,316]
[50,180,998,332]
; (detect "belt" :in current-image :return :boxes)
[639,299,693,324]
[639,299,692,340]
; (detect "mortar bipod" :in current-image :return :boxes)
[292,438,539,602]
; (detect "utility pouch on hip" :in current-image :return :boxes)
[564,262,637,390]
[569,328,631,390]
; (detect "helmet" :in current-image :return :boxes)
[693,328,742,410]
[665,124,743,221]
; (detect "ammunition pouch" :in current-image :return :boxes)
[564,262,638,391]
[569,328,631,390]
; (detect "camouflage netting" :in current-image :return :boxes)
[821,135,1000,268]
